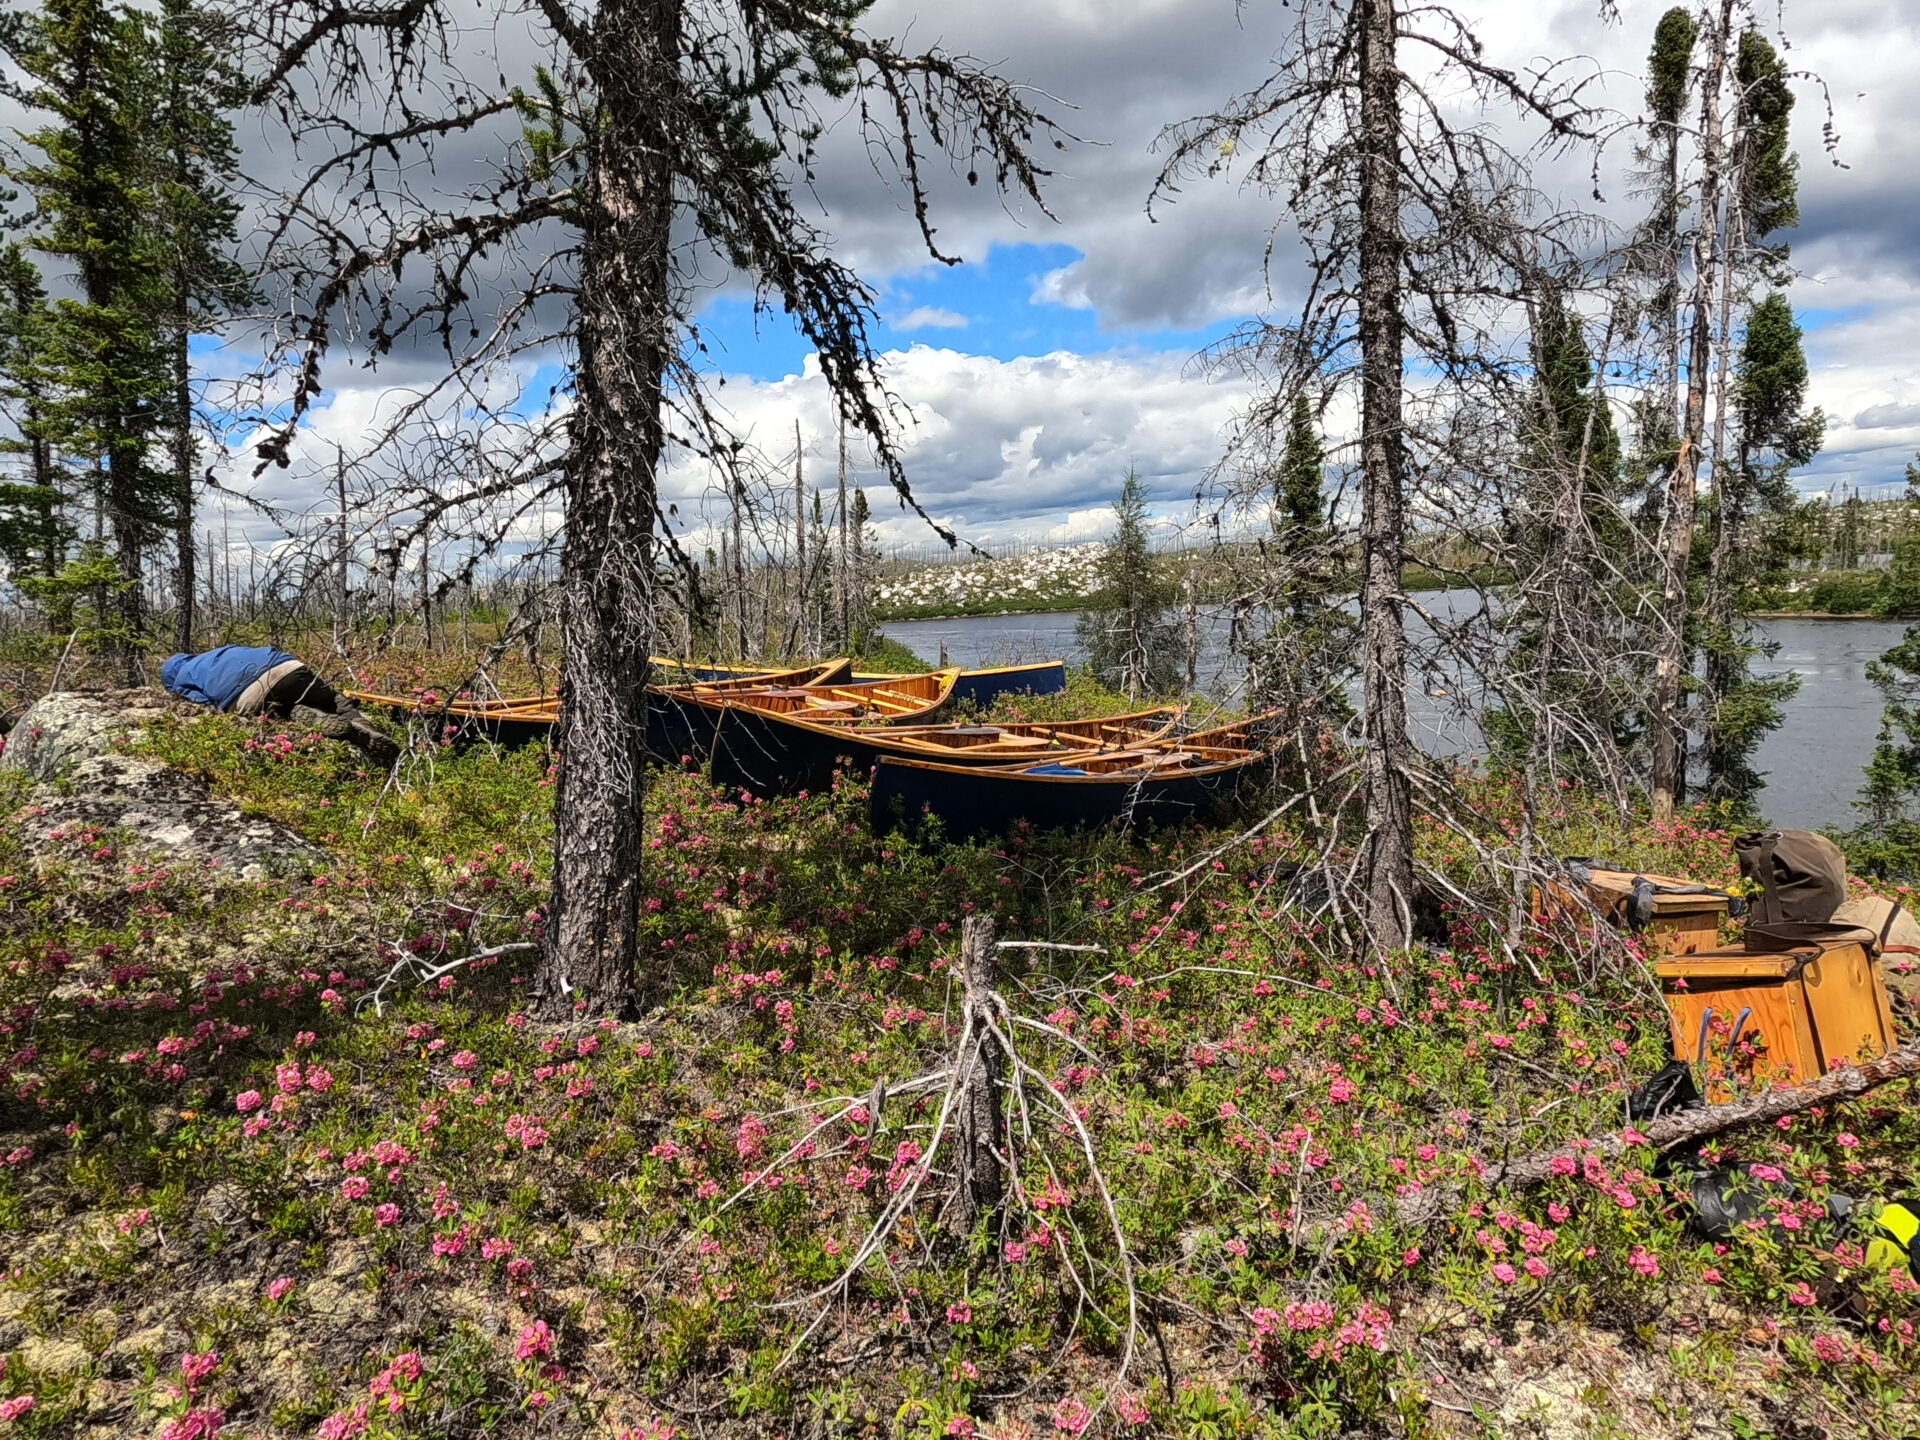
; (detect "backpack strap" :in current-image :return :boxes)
[1748,833,1783,926]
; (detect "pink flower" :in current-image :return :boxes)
[1549,1155,1576,1176]
[179,1350,220,1386]
[945,1419,975,1438]
[1747,1162,1785,1183]
[1003,1240,1028,1263]
[1491,1262,1518,1284]
[451,1050,479,1070]
[1523,1257,1550,1279]
[316,1402,370,1438]
[945,1302,972,1325]
[482,1236,514,1260]
[1787,1282,1817,1306]
[843,1164,872,1190]
[1327,1076,1358,1103]
[305,1066,334,1092]
[1547,1202,1571,1223]
[340,1176,370,1200]
[0,1396,35,1423]
[1702,1267,1723,1285]
[374,1203,400,1227]
[156,1408,224,1440]
[234,1090,263,1113]
[515,1319,554,1360]
[1402,1245,1421,1267]
[267,1276,295,1300]
[1116,1392,1150,1426]
[1052,1397,1092,1435]
[1628,1246,1660,1277]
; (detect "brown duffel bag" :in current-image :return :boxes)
[1734,829,1846,925]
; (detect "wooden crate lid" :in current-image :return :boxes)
[1578,867,1733,917]
[1655,941,1871,983]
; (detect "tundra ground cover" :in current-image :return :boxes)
[0,705,1915,1437]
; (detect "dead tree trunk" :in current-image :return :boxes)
[953,914,1005,1234]
[836,413,850,650]
[172,325,196,654]
[1651,0,1734,824]
[1356,0,1414,950]
[1397,1041,1920,1227]
[538,0,678,1019]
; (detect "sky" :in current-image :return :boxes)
[218,0,1920,561]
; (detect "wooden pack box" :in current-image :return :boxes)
[1655,944,1897,1097]
[1539,866,1733,957]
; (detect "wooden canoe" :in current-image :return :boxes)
[661,668,961,727]
[708,704,1182,796]
[847,659,1068,707]
[868,716,1273,840]
[349,660,853,751]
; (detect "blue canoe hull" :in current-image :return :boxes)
[869,753,1262,841]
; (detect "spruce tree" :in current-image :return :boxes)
[0,243,69,600]
[1696,29,1820,813]
[1244,393,1352,736]
[148,0,253,651]
[1077,469,1179,699]
[3,0,173,679]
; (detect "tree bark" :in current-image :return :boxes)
[172,321,196,654]
[953,914,1004,1234]
[1651,0,1734,824]
[1356,0,1413,949]
[538,0,679,1019]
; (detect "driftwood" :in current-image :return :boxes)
[1396,1043,1920,1227]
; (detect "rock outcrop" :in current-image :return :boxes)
[1,689,323,879]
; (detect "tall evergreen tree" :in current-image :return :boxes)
[0,243,69,598]
[1636,5,1696,506]
[1697,28,1818,812]
[3,0,174,679]
[149,0,253,651]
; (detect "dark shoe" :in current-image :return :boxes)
[290,703,350,739]
[347,719,401,767]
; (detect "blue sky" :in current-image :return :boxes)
[693,242,1248,384]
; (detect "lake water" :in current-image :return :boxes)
[879,604,1911,830]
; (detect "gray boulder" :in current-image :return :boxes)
[3,689,324,879]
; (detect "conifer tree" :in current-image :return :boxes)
[0,244,68,598]
[1078,469,1179,699]
[1243,393,1352,737]
[149,0,253,651]
[3,0,173,679]
[1696,29,1820,812]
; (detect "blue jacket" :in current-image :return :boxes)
[160,646,300,711]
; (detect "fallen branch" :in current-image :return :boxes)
[1397,1043,1920,1226]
